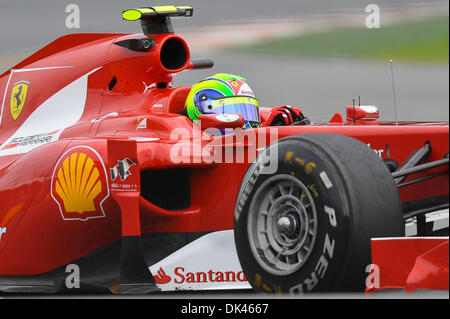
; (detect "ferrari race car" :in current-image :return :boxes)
[0,6,448,294]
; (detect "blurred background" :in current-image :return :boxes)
[0,0,448,122]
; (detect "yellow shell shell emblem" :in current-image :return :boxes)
[52,147,109,221]
[55,152,107,218]
[10,81,29,120]
[54,152,102,214]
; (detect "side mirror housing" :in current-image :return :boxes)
[346,105,379,122]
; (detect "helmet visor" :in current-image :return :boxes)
[199,96,260,123]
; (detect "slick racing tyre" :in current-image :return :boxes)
[234,133,404,293]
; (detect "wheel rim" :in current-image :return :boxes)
[247,174,318,276]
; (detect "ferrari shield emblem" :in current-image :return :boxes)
[10,81,29,120]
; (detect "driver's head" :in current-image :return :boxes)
[185,73,260,129]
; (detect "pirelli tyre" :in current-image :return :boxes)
[234,133,404,293]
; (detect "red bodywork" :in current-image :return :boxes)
[0,30,448,290]
[367,237,449,293]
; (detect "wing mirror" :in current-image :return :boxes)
[346,105,379,122]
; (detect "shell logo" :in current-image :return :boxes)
[51,146,109,221]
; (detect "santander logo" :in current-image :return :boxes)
[153,266,247,285]
[154,267,171,284]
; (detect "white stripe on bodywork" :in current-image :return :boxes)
[0,67,100,156]
[149,230,251,291]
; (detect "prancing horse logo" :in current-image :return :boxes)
[10,81,29,120]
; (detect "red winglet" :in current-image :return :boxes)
[406,240,449,292]
[367,237,449,293]
[328,112,344,125]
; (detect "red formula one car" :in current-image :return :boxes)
[0,6,448,294]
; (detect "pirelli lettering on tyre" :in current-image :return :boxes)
[235,158,264,221]
[51,146,110,221]
[319,171,333,189]
[289,201,338,294]
[289,232,337,294]
[289,165,338,293]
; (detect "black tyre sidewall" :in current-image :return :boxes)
[234,133,403,293]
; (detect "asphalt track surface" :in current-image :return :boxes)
[175,52,449,122]
[0,0,448,300]
[0,0,448,41]
[0,0,448,122]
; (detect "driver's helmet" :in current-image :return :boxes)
[185,73,260,129]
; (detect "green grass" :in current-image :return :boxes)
[233,16,449,63]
